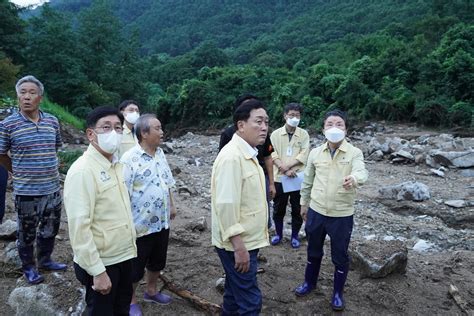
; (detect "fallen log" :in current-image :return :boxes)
[159,273,221,315]
[448,284,474,316]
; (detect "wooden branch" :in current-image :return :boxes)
[159,274,222,315]
[449,284,474,316]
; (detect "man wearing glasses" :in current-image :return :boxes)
[64,106,137,315]
[0,75,66,285]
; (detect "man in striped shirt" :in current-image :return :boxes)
[0,75,66,285]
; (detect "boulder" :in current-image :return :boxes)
[350,240,408,278]
[367,138,382,155]
[444,200,466,208]
[378,181,430,201]
[412,239,435,252]
[0,219,16,240]
[1,241,21,267]
[161,142,174,154]
[8,284,56,315]
[431,150,474,168]
[185,216,207,232]
[460,169,474,177]
[367,150,383,161]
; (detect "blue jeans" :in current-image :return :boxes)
[215,247,261,316]
[305,208,353,269]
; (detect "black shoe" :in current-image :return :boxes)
[23,266,44,284]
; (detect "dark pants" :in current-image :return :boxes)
[305,208,353,269]
[131,229,170,283]
[272,182,303,233]
[215,247,261,316]
[74,260,133,316]
[15,190,62,268]
[0,165,7,223]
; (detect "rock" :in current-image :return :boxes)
[430,168,445,178]
[413,239,434,252]
[431,150,474,168]
[215,277,225,293]
[414,154,425,164]
[367,150,383,161]
[0,219,16,239]
[425,155,441,168]
[1,242,21,267]
[444,200,466,208]
[367,138,382,155]
[460,169,474,177]
[171,166,182,175]
[161,142,174,154]
[185,216,207,231]
[350,240,408,278]
[378,181,430,201]
[178,186,198,196]
[393,150,414,161]
[8,284,56,315]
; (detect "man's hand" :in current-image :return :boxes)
[234,247,250,273]
[230,235,250,273]
[92,271,112,295]
[285,169,297,178]
[170,205,177,220]
[342,175,355,190]
[300,205,309,222]
[278,162,289,174]
[269,183,276,199]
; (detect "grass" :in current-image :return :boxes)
[58,149,84,174]
[40,98,85,130]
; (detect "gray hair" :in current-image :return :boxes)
[15,75,44,96]
[135,113,157,143]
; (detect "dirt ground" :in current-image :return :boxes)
[0,123,473,315]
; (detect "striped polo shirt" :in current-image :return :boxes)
[0,111,62,196]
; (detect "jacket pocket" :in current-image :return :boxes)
[101,223,132,258]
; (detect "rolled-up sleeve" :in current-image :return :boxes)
[351,149,368,186]
[64,170,105,277]
[300,150,316,206]
[214,156,245,242]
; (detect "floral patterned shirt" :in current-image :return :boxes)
[121,145,175,238]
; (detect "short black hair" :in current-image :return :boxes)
[86,106,124,129]
[233,94,259,111]
[284,102,303,114]
[118,100,140,112]
[233,99,266,129]
[323,109,347,128]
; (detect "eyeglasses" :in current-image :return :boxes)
[95,125,124,134]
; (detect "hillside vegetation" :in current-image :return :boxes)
[0,0,472,130]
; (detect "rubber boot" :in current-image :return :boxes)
[331,266,349,311]
[271,219,283,245]
[291,230,300,248]
[37,237,67,271]
[17,243,44,284]
[294,257,322,296]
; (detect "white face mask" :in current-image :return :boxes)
[286,117,300,127]
[124,112,140,125]
[324,127,345,143]
[95,130,123,154]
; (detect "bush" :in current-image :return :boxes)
[448,101,473,127]
[58,149,84,174]
[414,99,449,126]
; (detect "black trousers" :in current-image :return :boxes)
[74,260,133,316]
[272,182,303,233]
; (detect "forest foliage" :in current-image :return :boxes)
[0,0,473,130]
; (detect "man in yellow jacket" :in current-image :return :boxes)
[295,110,368,311]
[211,99,270,315]
[64,106,137,315]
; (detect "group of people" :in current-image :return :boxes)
[0,75,368,315]
[212,97,368,314]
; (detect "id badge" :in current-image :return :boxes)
[286,146,293,156]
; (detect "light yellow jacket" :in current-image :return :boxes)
[64,145,137,276]
[270,126,310,182]
[300,140,368,217]
[118,124,137,158]
[211,134,270,251]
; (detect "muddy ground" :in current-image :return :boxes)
[0,123,473,315]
